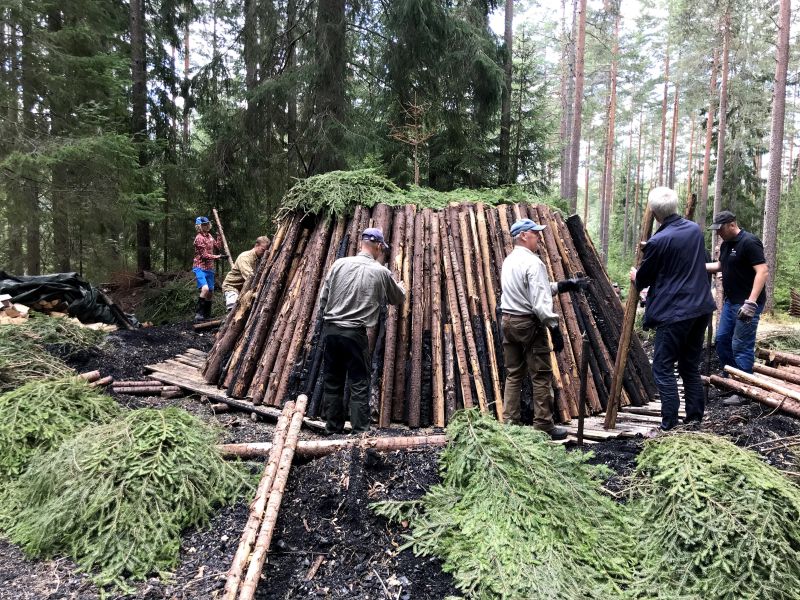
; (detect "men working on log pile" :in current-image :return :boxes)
[192,216,226,322]
[706,211,769,406]
[318,227,405,435]
[221,236,271,311]
[630,187,716,432]
[500,218,588,440]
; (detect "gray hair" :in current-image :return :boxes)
[255,235,270,247]
[647,187,678,222]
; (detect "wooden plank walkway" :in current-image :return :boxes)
[146,349,689,442]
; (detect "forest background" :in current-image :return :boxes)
[1,0,798,311]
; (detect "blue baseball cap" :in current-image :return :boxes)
[361,227,389,250]
[510,218,546,237]
[195,216,210,225]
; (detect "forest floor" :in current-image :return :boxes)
[1,321,799,600]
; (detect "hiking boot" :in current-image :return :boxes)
[722,394,748,407]
[202,298,213,320]
[193,298,205,323]
[548,426,568,441]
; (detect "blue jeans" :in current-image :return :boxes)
[716,300,762,374]
[652,314,710,429]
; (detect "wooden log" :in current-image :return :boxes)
[439,214,476,410]
[225,218,302,395]
[269,222,335,408]
[496,205,514,254]
[408,211,425,428]
[223,401,295,600]
[756,347,800,368]
[217,434,449,459]
[193,318,222,331]
[212,208,236,270]
[421,208,433,427]
[110,380,158,387]
[78,370,100,383]
[393,205,416,422]
[89,376,113,388]
[430,212,445,427]
[724,366,800,403]
[113,386,174,394]
[485,207,507,293]
[443,324,457,420]
[239,395,308,600]
[753,363,800,387]
[605,204,655,429]
[707,374,800,419]
[379,207,407,427]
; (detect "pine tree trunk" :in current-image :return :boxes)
[566,0,587,205]
[48,8,70,272]
[668,82,680,189]
[699,49,718,230]
[559,0,573,202]
[685,116,696,219]
[762,0,791,314]
[600,9,620,263]
[583,137,590,224]
[130,0,150,271]
[714,13,731,219]
[658,48,670,186]
[183,9,190,145]
[5,13,24,274]
[498,0,513,185]
[310,0,347,174]
[623,123,634,255]
[632,110,644,255]
[286,0,298,179]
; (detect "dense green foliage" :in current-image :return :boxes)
[139,275,224,324]
[628,433,800,600]
[0,376,120,481]
[0,408,250,590]
[372,410,636,599]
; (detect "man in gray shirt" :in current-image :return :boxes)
[319,227,405,434]
[500,218,587,439]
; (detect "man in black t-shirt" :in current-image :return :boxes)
[706,211,769,384]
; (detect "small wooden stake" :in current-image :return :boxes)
[212,208,236,270]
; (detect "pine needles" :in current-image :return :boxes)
[628,432,800,600]
[0,408,251,590]
[0,376,120,481]
[372,409,636,600]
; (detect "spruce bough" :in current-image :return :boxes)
[0,408,251,590]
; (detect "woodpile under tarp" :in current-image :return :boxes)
[202,202,656,427]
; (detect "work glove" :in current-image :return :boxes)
[737,300,758,323]
[556,277,590,294]
[549,326,565,353]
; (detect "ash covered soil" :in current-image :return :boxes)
[1,324,799,599]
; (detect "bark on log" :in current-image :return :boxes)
[223,401,295,600]
[753,363,800,387]
[443,324,458,419]
[725,365,800,404]
[89,376,113,388]
[238,395,308,600]
[430,212,445,427]
[756,348,800,367]
[605,204,655,429]
[707,374,800,418]
[218,434,448,459]
[379,207,407,427]
[78,370,100,382]
[193,318,222,331]
[393,205,416,422]
[408,211,425,427]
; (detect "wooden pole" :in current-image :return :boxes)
[223,401,295,600]
[408,211,425,427]
[756,347,800,368]
[218,434,448,459]
[430,212,445,427]
[604,204,655,429]
[577,334,589,446]
[212,208,235,270]
[724,365,800,404]
[753,362,800,386]
[238,395,308,600]
[707,374,800,419]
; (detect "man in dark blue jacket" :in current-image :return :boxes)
[630,187,716,431]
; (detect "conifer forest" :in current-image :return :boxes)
[3,1,800,599]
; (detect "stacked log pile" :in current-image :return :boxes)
[706,347,800,419]
[202,203,655,427]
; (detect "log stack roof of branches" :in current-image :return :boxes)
[203,191,655,427]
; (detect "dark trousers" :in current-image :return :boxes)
[652,314,710,430]
[322,324,371,434]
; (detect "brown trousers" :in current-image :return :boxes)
[501,313,554,430]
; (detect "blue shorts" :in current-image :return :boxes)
[193,267,215,290]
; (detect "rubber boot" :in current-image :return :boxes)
[203,298,213,320]
[194,297,205,323]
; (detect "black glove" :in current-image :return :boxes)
[737,300,758,323]
[556,277,590,294]
[548,326,565,353]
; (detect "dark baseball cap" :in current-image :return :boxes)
[361,227,389,250]
[709,210,736,230]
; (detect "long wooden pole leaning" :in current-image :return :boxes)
[223,401,295,600]
[604,205,654,429]
[213,208,236,270]
[238,395,308,600]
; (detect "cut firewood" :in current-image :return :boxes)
[707,374,800,419]
[78,370,101,383]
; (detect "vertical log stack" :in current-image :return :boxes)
[204,203,656,426]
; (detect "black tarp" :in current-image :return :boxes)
[0,271,117,325]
